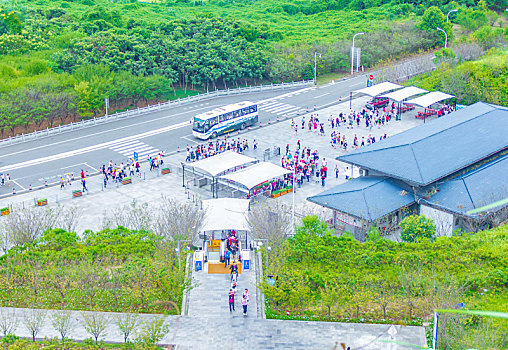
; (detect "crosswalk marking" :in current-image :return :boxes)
[108,140,160,159]
[258,100,310,117]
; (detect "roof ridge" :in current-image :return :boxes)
[339,144,411,160]
[409,144,425,183]
[461,177,476,209]
[361,190,372,221]
[312,178,385,198]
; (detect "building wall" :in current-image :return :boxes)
[420,204,454,237]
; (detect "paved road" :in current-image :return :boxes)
[0,76,368,194]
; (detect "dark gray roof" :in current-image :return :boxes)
[338,102,508,186]
[421,153,508,217]
[307,177,415,221]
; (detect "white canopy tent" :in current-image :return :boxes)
[406,91,455,108]
[219,162,291,190]
[201,198,250,232]
[181,151,259,197]
[382,86,428,102]
[184,150,257,177]
[354,81,402,97]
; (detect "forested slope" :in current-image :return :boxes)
[0,0,505,136]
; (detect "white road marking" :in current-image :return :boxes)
[84,163,99,172]
[313,93,330,99]
[181,135,200,144]
[276,106,300,115]
[11,179,26,191]
[60,163,86,170]
[256,86,316,104]
[0,121,189,172]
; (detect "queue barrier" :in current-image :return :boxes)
[161,167,171,175]
[72,190,82,198]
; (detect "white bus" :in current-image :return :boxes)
[192,101,258,140]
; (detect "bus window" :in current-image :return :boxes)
[219,114,225,122]
[227,112,233,120]
[204,120,210,132]
[210,117,218,126]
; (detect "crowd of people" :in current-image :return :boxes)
[100,153,164,188]
[223,230,251,316]
[184,137,257,162]
[280,142,329,187]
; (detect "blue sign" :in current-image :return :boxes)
[195,260,202,272]
[367,80,372,87]
[432,312,439,350]
[243,260,250,270]
[133,152,138,161]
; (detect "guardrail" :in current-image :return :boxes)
[0,80,313,146]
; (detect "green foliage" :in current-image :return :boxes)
[409,48,508,106]
[0,227,187,315]
[262,218,508,349]
[399,214,436,243]
[366,226,382,242]
[0,0,498,135]
[0,334,19,346]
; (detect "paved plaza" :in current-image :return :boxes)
[0,96,433,348]
[0,95,434,233]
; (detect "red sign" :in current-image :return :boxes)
[369,74,374,81]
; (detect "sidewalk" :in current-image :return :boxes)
[0,306,427,349]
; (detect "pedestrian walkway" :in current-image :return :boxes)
[0,306,426,349]
[186,256,258,319]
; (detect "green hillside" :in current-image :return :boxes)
[0,0,505,136]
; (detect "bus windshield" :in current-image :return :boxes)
[193,118,205,132]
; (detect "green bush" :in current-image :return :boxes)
[399,214,436,243]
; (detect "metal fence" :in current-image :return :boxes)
[0,80,313,146]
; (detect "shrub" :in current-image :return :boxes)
[399,214,436,243]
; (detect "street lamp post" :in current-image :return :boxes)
[314,51,321,85]
[351,32,364,75]
[255,239,270,275]
[176,239,192,270]
[436,27,448,49]
[446,9,458,22]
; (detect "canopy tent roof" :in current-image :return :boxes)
[202,198,250,232]
[219,162,291,190]
[406,91,455,108]
[184,151,258,177]
[383,86,428,102]
[354,82,402,97]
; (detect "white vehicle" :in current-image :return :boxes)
[192,101,258,140]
